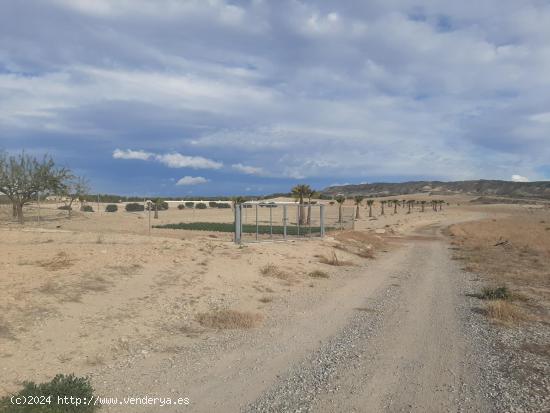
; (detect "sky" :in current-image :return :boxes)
[1,0,549,196]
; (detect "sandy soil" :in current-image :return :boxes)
[1,197,545,411]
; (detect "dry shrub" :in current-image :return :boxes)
[308,270,329,279]
[258,296,273,303]
[196,309,263,329]
[37,252,75,271]
[319,250,353,266]
[485,300,527,324]
[260,263,293,281]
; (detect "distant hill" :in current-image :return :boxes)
[322,180,550,200]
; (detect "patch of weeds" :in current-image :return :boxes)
[319,250,353,266]
[260,263,293,282]
[480,286,511,300]
[196,309,263,329]
[258,296,273,303]
[0,374,99,412]
[308,270,329,279]
[485,299,526,324]
[37,252,75,271]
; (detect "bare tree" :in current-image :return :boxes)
[59,176,90,218]
[0,151,70,224]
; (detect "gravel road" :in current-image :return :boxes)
[245,225,489,412]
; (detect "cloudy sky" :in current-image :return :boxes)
[1,0,549,196]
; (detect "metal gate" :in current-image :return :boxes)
[234,202,326,244]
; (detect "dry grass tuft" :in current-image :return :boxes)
[260,263,293,281]
[308,270,329,279]
[196,309,263,329]
[319,250,353,266]
[37,252,75,271]
[258,296,273,303]
[485,300,527,324]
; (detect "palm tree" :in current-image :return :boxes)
[393,199,398,214]
[380,200,386,215]
[306,188,317,225]
[291,184,311,225]
[153,198,160,219]
[438,200,444,211]
[366,199,374,217]
[402,199,407,209]
[231,196,246,209]
[354,196,364,219]
[407,200,414,214]
[335,195,346,223]
[420,200,426,212]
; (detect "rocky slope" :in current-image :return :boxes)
[323,180,550,200]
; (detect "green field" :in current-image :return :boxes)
[153,222,326,235]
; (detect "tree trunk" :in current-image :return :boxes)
[154,204,158,219]
[355,205,360,219]
[394,203,398,214]
[17,203,24,224]
[338,205,342,223]
[307,204,311,225]
[381,204,384,215]
[12,203,17,217]
[368,205,372,217]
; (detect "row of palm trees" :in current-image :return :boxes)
[354,197,445,218]
[289,185,447,224]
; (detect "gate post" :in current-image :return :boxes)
[234,204,242,244]
[320,204,325,237]
[283,205,287,240]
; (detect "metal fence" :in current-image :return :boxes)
[234,202,355,243]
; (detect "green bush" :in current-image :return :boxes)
[0,374,99,412]
[177,204,185,210]
[217,203,231,209]
[125,203,144,212]
[80,205,94,212]
[208,201,218,208]
[105,204,118,213]
[185,201,194,208]
[481,286,510,300]
[195,203,207,209]
[158,201,169,210]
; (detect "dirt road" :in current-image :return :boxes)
[97,219,490,412]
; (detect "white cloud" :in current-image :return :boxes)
[155,153,222,169]
[112,149,152,160]
[112,149,222,169]
[231,163,264,175]
[176,176,209,186]
[511,174,529,182]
